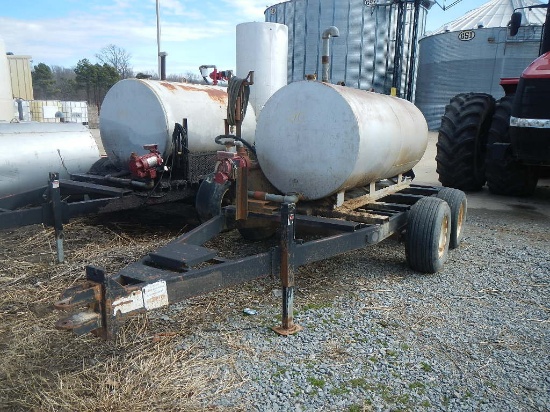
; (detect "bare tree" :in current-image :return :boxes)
[51,65,80,100]
[183,71,201,84]
[96,44,133,79]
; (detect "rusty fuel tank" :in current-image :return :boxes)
[100,79,257,168]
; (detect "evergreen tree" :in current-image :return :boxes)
[32,63,58,99]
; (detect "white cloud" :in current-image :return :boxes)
[0,0,270,74]
[221,0,270,21]
[148,0,205,20]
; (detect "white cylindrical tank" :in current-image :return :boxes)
[0,38,14,122]
[236,22,288,116]
[0,123,101,197]
[255,81,428,200]
[100,79,256,168]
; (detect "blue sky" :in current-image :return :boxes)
[0,0,490,76]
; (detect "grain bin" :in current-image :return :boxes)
[264,0,433,97]
[0,38,13,122]
[255,81,428,200]
[236,22,288,116]
[100,79,256,168]
[0,123,101,197]
[415,0,545,129]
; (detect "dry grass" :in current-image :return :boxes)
[0,204,376,411]
[0,207,244,411]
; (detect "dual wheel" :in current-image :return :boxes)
[437,93,539,196]
[197,175,467,272]
[406,188,467,273]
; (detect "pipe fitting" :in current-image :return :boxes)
[248,191,300,204]
[322,26,340,40]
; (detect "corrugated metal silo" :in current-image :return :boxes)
[0,38,14,122]
[415,0,545,130]
[264,0,433,97]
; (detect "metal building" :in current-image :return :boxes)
[264,0,434,98]
[415,0,546,130]
[7,55,33,101]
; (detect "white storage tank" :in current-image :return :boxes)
[13,99,31,121]
[236,22,288,116]
[0,123,101,197]
[0,38,14,122]
[61,101,89,124]
[100,79,257,168]
[30,100,62,123]
[255,81,428,200]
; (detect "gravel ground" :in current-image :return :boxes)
[158,207,549,411]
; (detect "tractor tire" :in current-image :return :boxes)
[436,93,495,191]
[405,197,451,273]
[485,96,539,196]
[436,188,467,249]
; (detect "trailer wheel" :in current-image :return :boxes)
[406,197,451,273]
[485,96,539,196]
[195,174,232,222]
[238,225,277,241]
[436,188,467,249]
[436,93,495,191]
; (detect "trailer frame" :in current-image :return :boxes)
[54,183,447,340]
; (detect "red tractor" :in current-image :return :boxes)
[436,1,550,196]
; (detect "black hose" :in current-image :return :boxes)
[215,134,256,155]
[227,76,249,126]
[234,136,256,155]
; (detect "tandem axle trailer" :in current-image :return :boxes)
[54,182,466,340]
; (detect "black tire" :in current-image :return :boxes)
[406,197,451,273]
[436,93,495,191]
[436,188,467,249]
[237,226,277,241]
[195,174,232,222]
[485,96,539,196]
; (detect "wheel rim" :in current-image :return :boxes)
[456,203,465,240]
[438,215,449,258]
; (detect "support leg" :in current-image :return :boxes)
[272,203,302,336]
[49,173,64,263]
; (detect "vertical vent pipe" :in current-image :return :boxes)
[321,26,339,83]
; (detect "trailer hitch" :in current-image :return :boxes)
[54,266,138,339]
[53,205,306,339]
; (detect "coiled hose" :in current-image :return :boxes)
[227,76,249,126]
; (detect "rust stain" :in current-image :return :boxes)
[204,87,227,105]
[177,84,193,91]
[165,82,227,105]
[160,82,177,90]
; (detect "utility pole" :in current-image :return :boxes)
[156,0,162,78]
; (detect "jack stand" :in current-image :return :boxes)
[272,203,303,336]
[49,172,65,263]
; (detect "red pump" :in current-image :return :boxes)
[128,144,163,179]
